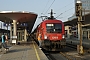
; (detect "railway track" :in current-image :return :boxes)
[42,48,72,60]
[43,45,90,60]
[46,53,57,60]
[44,51,75,60]
[60,52,72,60]
[32,36,90,60]
[63,44,90,60]
[45,52,67,60]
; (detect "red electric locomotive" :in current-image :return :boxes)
[36,10,66,51]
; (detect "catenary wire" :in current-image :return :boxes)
[56,7,75,18]
[58,12,74,21]
[41,0,50,15]
[43,0,55,15]
[56,1,74,12]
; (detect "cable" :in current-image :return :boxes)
[56,7,75,18]
[41,0,49,15]
[58,12,74,21]
[55,1,74,18]
[44,0,55,15]
[56,1,74,12]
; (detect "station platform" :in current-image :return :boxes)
[0,41,48,60]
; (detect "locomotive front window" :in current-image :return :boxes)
[46,23,62,33]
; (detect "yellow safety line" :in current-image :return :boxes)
[32,41,40,60]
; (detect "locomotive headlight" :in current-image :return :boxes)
[62,35,65,39]
[44,35,47,39]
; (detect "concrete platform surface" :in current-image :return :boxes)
[0,41,48,60]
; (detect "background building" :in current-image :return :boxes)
[75,0,90,14]
[65,0,90,39]
[75,0,90,10]
[68,0,90,21]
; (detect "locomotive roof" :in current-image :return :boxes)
[42,19,62,23]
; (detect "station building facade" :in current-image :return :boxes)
[65,0,90,40]
[64,13,90,40]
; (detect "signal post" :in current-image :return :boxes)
[76,1,84,55]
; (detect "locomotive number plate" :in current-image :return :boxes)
[52,36,58,39]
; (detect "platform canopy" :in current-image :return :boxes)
[0,11,38,33]
[64,13,90,26]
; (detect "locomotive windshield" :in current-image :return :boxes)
[46,23,62,33]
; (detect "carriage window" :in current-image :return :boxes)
[46,23,62,33]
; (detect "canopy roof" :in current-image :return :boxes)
[64,13,90,26]
[0,11,38,33]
